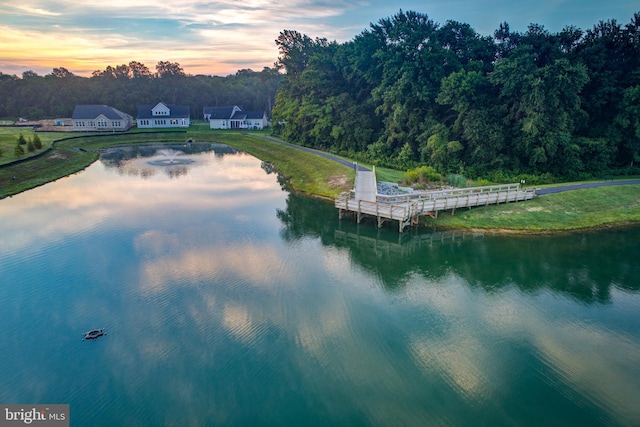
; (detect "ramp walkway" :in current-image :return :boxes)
[336,169,536,232]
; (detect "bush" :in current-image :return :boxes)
[14,143,25,156]
[447,173,467,188]
[405,165,441,185]
[17,133,27,145]
[27,139,35,152]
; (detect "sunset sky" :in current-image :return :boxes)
[0,0,637,77]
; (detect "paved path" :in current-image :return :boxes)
[245,133,370,171]
[244,134,640,194]
[536,179,640,195]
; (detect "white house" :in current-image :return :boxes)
[204,105,269,130]
[72,105,134,132]
[137,102,191,128]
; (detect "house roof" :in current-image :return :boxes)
[245,111,266,119]
[72,105,132,120]
[137,103,190,119]
[204,105,266,120]
[204,106,239,119]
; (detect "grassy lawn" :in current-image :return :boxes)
[0,128,76,165]
[1,125,638,232]
[424,185,640,232]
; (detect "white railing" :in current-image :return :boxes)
[336,184,536,220]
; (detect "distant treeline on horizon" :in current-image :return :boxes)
[0,62,283,122]
[1,9,639,180]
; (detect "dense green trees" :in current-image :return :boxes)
[0,62,283,121]
[272,10,640,180]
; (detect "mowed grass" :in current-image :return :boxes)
[0,128,75,165]
[0,142,97,197]
[426,185,640,232]
[191,131,355,198]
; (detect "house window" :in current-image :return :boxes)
[97,119,107,127]
[170,119,178,125]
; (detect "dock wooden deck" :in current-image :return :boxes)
[336,170,536,231]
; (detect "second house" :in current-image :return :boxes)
[137,102,190,128]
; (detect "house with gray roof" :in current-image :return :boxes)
[72,105,134,132]
[137,102,191,128]
[205,105,269,130]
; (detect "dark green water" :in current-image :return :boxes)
[1,144,639,426]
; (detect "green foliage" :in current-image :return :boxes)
[486,170,557,185]
[0,63,282,121]
[268,9,640,181]
[446,173,468,188]
[33,133,42,149]
[17,133,26,145]
[14,143,24,156]
[27,139,35,152]
[405,165,441,185]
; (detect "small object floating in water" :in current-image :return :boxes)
[83,329,105,340]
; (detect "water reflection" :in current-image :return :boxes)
[276,192,640,303]
[1,144,639,426]
[99,143,239,179]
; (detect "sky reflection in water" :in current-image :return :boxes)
[0,144,639,426]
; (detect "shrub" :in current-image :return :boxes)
[14,143,25,156]
[17,133,27,145]
[27,139,35,152]
[447,173,467,188]
[405,165,441,185]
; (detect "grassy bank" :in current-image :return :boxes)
[423,184,640,232]
[0,128,355,200]
[202,132,354,198]
[0,127,73,165]
[1,127,638,232]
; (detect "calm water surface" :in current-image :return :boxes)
[0,144,639,426]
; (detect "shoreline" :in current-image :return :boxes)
[1,130,639,233]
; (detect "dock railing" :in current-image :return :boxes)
[336,183,536,231]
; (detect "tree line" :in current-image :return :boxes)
[0,61,283,121]
[272,10,640,181]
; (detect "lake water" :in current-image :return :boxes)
[1,144,639,427]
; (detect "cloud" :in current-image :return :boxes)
[2,0,638,76]
[0,0,367,76]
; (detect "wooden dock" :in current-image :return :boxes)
[336,169,536,231]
